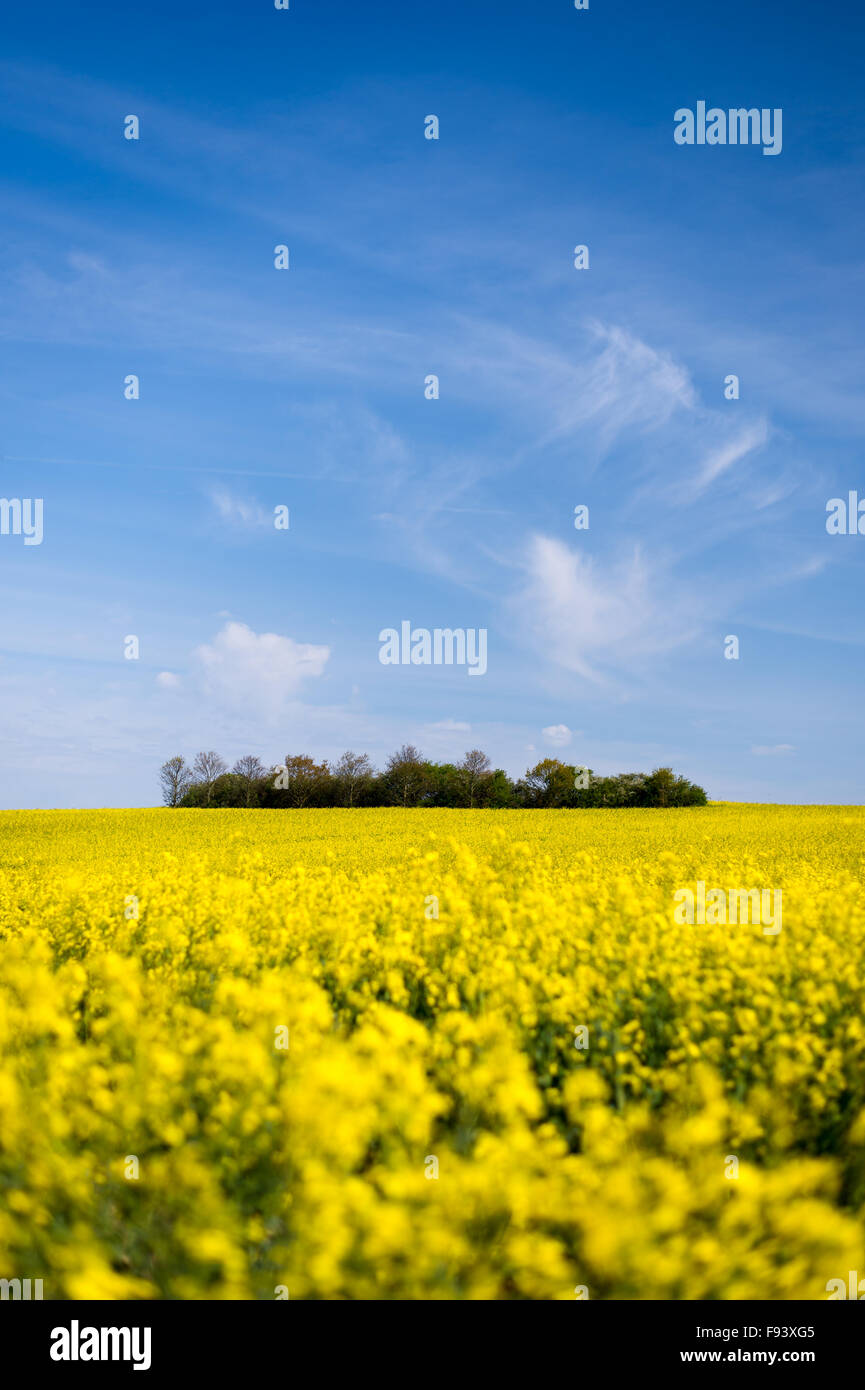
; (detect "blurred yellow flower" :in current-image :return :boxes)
[0,803,863,1299]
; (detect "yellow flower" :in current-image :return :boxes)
[1,803,863,1298]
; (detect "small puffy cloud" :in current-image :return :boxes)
[751,743,795,756]
[156,671,180,689]
[193,621,330,721]
[542,723,573,747]
[427,719,471,732]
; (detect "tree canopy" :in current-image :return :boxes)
[160,751,708,810]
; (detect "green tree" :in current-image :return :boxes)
[232,755,267,807]
[273,754,331,807]
[333,751,374,807]
[458,749,492,808]
[382,745,428,807]
[517,758,577,808]
[191,750,227,806]
[424,761,462,807]
[484,768,516,808]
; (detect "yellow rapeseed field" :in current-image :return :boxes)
[1,805,864,1300]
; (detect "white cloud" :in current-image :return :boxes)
[511,535,697,683]
[210,489,272,529]
[550,321,698,444]
[427,719,471,732]
[193,621,330,721]
[450,319,697,455]
[791,556,828,579]
[156,671,180,689]
[690,419,769,497]
[751,744,795,756]
[542,723,572,747]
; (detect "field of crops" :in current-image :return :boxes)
[1,805,864,1300]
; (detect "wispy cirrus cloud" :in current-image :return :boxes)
[689,418,771,498]
[509,535,701,685]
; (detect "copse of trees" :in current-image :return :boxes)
[159,749,708,809]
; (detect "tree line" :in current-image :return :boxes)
[159,747,708,809]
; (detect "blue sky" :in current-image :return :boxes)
[1,0,863,807]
